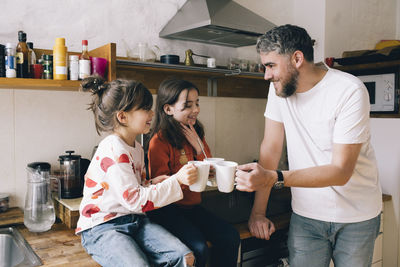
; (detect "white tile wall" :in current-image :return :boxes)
[0,90,15,205]
[214,97,266,164]
[9,90,103,207]
[1,90,267,208]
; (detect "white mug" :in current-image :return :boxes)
[215,161,238,193]
[207,57,216,68]
[204,158,224,187]
[188,161,210,192]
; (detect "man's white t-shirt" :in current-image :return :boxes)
[265,68,382,223]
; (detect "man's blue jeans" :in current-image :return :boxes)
[288,212,380,267]
[81,214,192,267]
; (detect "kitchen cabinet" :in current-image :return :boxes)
[0,42,269,98]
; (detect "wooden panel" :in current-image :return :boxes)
[53,197,80,229]
[217,78,269,98]
[334,59,400,72]
[0,207,24,227]
[234,212,291,240]
[89,43,117,82]
[0,77,80,91]
[117,65,209,95]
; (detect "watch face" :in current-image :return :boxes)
[273,181,284,189]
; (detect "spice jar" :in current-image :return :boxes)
[42,54,53,79]
[69,55,79,80]
[0,193,9,213]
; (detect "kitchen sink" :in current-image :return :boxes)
[0,227,42,267]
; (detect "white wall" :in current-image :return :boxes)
[397,0,400,38]
[370,119,400,267]
[325,0,397,58]
[0,0,263,68]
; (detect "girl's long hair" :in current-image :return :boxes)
[149,78,204,149]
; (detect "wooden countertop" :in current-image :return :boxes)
[17,223,100,267]
[0,194,392,266]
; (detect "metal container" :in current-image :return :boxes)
[0,194,9,213]
[58,151,82,199]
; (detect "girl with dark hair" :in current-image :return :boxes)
[147,78,240,267]
[76,76,197,267]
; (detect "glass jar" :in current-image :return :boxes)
[42,54,53,80]
[0,193,9,212]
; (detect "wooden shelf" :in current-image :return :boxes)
[116,58,269,98]
[0,43,116,91]
[334,59,400,73]
[0,43,268,98]
[0,78,81,91]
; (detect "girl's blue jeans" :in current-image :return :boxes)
[80,214,192,267]
[288,212,381,267]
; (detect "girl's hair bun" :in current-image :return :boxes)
[81,75,107,94]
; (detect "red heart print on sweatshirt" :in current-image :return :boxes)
[100,157,115,172]
[82,204,100,218]
[118,154,130,163]
[141,200,156,212]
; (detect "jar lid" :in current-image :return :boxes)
[59,150,81,162]
[0,193,9,201]
[69,55,79,60]
[18,31,26,42]
[43,54,53,60]
[27,162,51,172]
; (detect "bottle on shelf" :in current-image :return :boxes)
[69,55,79,81]
[0,44,5,77]
[53,38,68,80]
[16,31,29,78]
[27,42,37,78]
[79,40,91,80]
[5,43,17,78]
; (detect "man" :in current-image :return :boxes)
[235,24,382,267]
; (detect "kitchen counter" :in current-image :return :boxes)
[0,194,392,266]
[17,223,99,267]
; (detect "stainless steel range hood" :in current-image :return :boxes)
[159,0,276,47]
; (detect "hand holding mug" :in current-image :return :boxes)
[175,163,198,186]
[235,162,276,192]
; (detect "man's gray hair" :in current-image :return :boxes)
[256,24,314,62]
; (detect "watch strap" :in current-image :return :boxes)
[273,170,284,189]
[276,170,284,182]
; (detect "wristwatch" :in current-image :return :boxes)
[273,170,284,189]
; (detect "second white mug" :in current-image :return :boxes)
[215,161,238,193]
